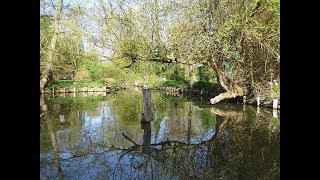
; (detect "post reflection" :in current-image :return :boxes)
[141,120,151,154]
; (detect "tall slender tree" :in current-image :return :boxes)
[40,0,63,92]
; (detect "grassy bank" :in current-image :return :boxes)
[45,57,219,94]
[46,79,219,93]
[46,78,120,90]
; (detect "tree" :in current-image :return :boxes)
[40,0,279,105]
[163,0,279,104]
[41,0,95,84]
[40,0,64,92]
[207,0,280,104]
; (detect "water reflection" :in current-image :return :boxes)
[40,89,280,180]
[141,121,151,154]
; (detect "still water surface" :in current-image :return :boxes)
[40,89,280,180]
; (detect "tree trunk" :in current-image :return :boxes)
[40,0,63,92]
[154,0,161,47]
[208,60,249,104]
[208,60,230,91]
[210,91,241,104]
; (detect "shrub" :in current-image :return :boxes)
[157,80,190,89]
[192,81,218,92]
[74,69,90,81]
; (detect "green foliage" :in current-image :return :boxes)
[41,0,279,100]
[157,80,190,89]
[47,80,75,89]
[200,109,216,130]
[271,81,280,98]
[74,69,90,81]
[272,82,280,93]
[198,66,215,82]
[40,15,53,52]
[165,66,186,81]
[40,13,86,83]
[46,95,105,112]
[79,55,103,80]
[117,36,149,60]
[40,15,54,72]
[268,117,280,131]
[109,90,143,125]
[192,81,218,92]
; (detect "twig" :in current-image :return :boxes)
[122,133,139,146]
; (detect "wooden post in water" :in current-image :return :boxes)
[273,109,278,118]
[142,88,151,154]
[242,96,247,111]
[59,115,65,123]
[141,119,151,154]
[187,103,192,143]
[273,99,278,109]
[73,87,76,97]
[257,106,260,115]
[143,88,151,123]
[83,87,88,97]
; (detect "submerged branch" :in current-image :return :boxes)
[122,133,139,146]
[211,107,244,117]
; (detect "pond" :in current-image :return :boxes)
[40,88,280,180]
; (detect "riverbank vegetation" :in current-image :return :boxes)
[40,0,279,106]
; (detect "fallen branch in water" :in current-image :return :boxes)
[122,133,139,146]
[40,113,44,118]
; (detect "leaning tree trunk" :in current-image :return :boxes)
[208,60,249,104]
[40,0,63,92]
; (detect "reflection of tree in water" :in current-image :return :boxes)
[107,105,279,179]
[40,96,63,180]
[40,92,279,180]
[208,105,280,179]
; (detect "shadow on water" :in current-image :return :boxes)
[40,89,280,180]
